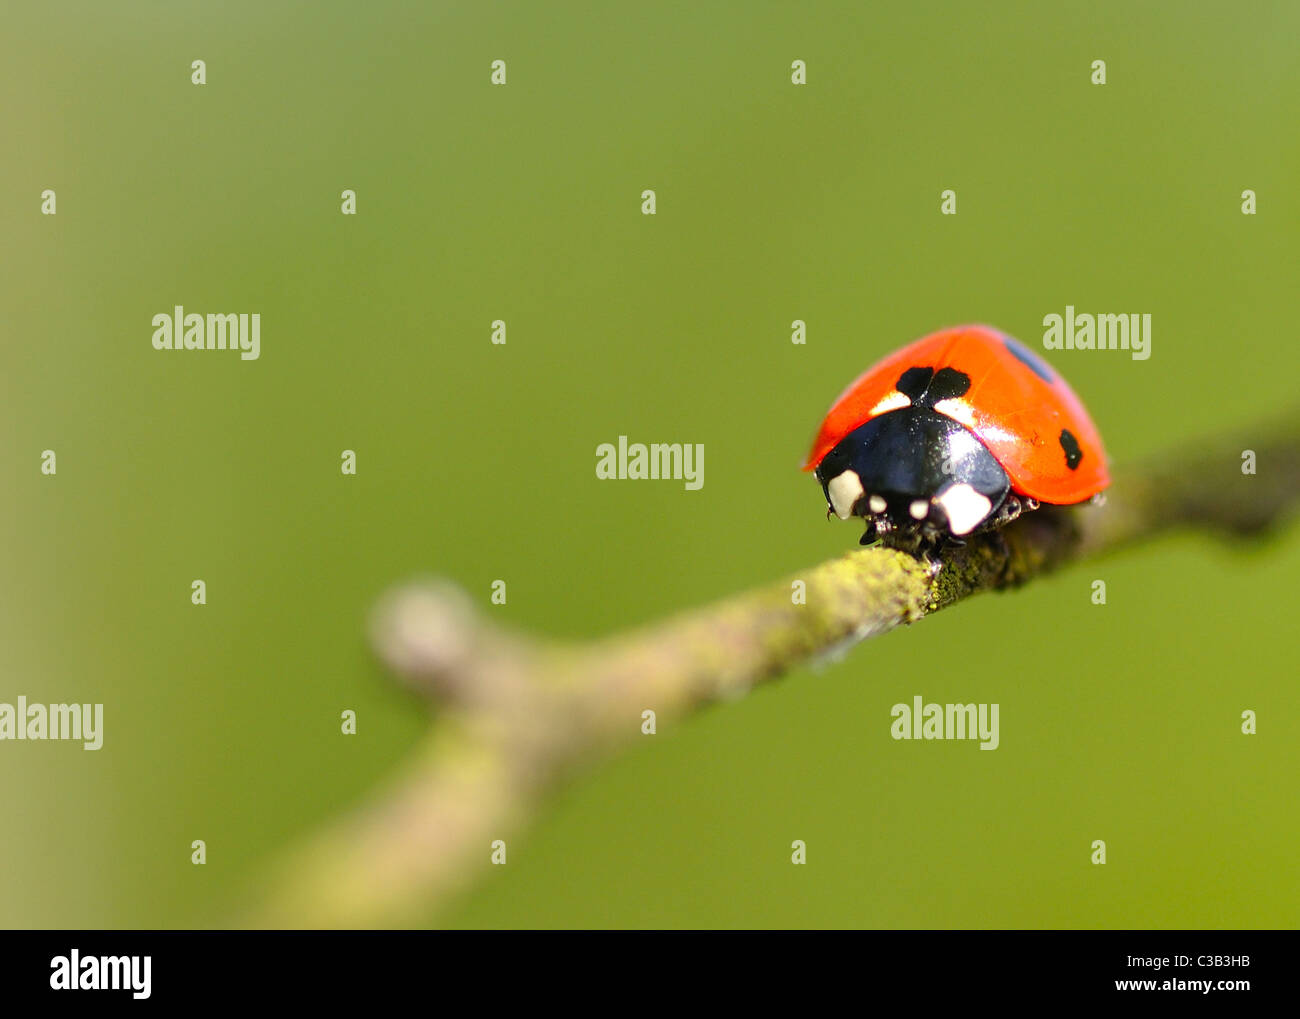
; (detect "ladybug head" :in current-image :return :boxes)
[813,398,1010,546]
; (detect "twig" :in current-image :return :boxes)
[248,413,1300,927]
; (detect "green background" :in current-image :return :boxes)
[2,0,1297,928]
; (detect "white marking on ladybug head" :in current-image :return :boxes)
[827,470,865,520]
[933,397,976,428]
[909,499,929,520]
[868,391,911,416]
[934,483,993,536]
[867,494,887,515]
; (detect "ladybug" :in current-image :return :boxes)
[803,325,1109,548]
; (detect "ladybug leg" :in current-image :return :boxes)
[906,529,948,557]
[983,493,1041,531]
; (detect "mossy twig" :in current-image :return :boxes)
[249,413,1300,928]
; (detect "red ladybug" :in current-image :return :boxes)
[804,325,1109,547]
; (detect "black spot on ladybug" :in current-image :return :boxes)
[929,367,971,401]
[896,366,933,402]
[1003,335,1055,383]
[894,366,971,407]
[1059,429,1083,470]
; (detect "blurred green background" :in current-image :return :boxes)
[2,0,1297,928]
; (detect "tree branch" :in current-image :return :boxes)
[248,413,1300,928]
